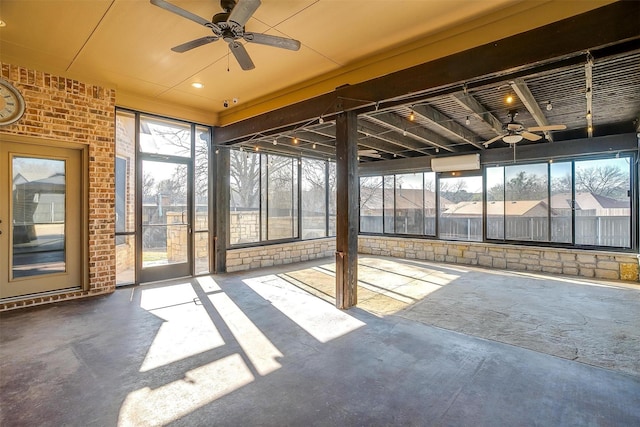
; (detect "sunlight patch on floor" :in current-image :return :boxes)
[244,275,366,343]
[118,354,254,427]
[196,275,221,293]
[209,293,283,376]
[138,283,225,372]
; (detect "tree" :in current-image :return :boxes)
[575,164,628,199]
[230,150,260,209]
[505,171,547,200]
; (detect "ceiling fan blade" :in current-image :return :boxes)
[522,131,542,141]
[229,41,255,70]
[171,36,219,53]
[358,149,378,155]
[244,33,301,51]
[507,123,523,131]
[150,0,218,31]
[228,0,261,28]
[528,124,567,132]
[483,134,506,148]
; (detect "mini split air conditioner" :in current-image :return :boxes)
[430,153,480,172]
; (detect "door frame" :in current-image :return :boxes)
[0,134,89,299]
[137,153,193,283]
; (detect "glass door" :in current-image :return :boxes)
[0,141,84,298]
[139,158,192,283]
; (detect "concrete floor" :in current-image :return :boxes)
[1,256,639,426]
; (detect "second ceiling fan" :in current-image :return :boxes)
[483,110,566,147]
[150,0,301,70]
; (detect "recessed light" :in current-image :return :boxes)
[191,82,204,89]
[0,20,6,28]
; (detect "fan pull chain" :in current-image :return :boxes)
[227,45,230,72]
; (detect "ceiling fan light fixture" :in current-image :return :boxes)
[503,134,523,144]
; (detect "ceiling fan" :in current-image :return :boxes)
[150,0,301,70]
[483,110,566,147]
[358,149,381,159]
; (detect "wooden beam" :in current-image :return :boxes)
[412,103,485,149]
[585,54,594,138]
[450,92,504,136]
[214,148,229,273]
[335,111,359,309]
[510,78,552,141]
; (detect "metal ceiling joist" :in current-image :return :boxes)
[306,123,406,158]
[411,104,485,149]
[358,118,434,156]
[366,112,458,152]
[450,92,504,136]
[509,78,553,142]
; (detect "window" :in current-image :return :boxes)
[486,166,504,239]
[302,159,327,239]
[383,176,395,233]
[395,173,423,234]
[114,111,136,285]
[229,150,343,246]
[267,154,297,240]
[360,176,383,233]
[194,126,210,274]
[328,161,337,236]
[504,163,548,241]
[550,162,572,243]
[424,172,436,236]
[438,175,482,241]
[139,116,192,157]
[230,150,260,245]
[574,157,631,247]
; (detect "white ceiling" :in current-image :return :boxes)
[0,0,615,125]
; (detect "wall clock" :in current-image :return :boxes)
[0,78,26,126]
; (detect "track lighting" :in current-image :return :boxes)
[273,139,278,145]
[318,116,324,124]
[546,101,553,111]
[409,110,415,121]
[312,143,317,149]
[255,146,260,152]
[292,136,298,144]
[465,116,470,125]
[505,94,514,105]
[402,130,407,136]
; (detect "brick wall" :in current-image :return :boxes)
[359,235,640,283]
[1,63,116,310]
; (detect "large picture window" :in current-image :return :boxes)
[485,156,631,248]
[229,150,335,246]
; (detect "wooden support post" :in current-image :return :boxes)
[335,111,358,309]
[214,147,229,273]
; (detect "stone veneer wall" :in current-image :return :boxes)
[1,63,116,310]
[359,235,640,282]
[227,238,336,272]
